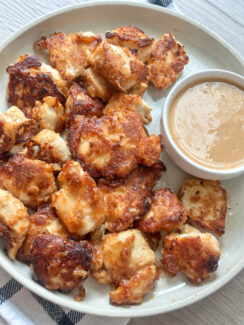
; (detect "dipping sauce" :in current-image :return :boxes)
[168,80,244,169]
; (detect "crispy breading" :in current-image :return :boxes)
[162,224,221,283]
[91,229,157,304]
[32,96,65,133]
[7,55,67,118]
[103,93,152,124]
[30,233,93,291]
[110,265,156,304]
[68,111,162,179]
[90,42,148,93]
[51,161,106,237]
[148,33,189,90]
[0,106,39,154]
[83,67,114,102]
[17,205,69,264]
[137,188,186,233]
[25,129,71,171]
[105,26,154,62]
[178,178,227,236]
[0,154,56,209]
[75,31,102,60]
[35,32,101,83]
[98,161,165,232]
[65,83,105,123]
[0,189,29,259]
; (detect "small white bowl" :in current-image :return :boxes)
[161,69,244,180]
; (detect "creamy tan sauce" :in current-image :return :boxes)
[168,80,244,169]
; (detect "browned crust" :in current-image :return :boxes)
[35,32,102,84]
[148,33,189,90]
[98,161,165,232]
[30,233,93,291]
[0,154,56,209]
[110,265,156,304]
[17,205,68,264]
[68,112,162,179]
[91,42,148,92]
[16,120,39,143]
[0,120,13,154]
[7,55,66,117]
[137,188,186,233]
[162,233,220,283]
[178,178,227,236]
[105,26,154,48]
[0,223,14,254]
[65,83,105,124]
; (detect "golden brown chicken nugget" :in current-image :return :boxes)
[162,224,221,283]
[90,42,148,93]
[82,67,115,102]
[0,189,29,260]
[25,129,71,171]
[178,178,227,236]
[17,205,69,264]
[103,92,152,124]
[7,55,67,118]
[35,32,101,84]
[0,106,39,155]
[32,96,65,133]
[30,233,93,291]
[0,154,56,209]
[137,188,186,233]
[65,83,105,123]
[105,26,154,62]
[98,161,165,232]
[148,33,189,90]
[51,161,106,237]
[91,229,157,304]
[68,111,162,179]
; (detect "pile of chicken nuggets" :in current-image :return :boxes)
[0,26,227,305]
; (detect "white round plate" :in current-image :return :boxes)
[0,1,243,318]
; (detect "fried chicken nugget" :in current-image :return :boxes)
[103,92,152,124]
[0,189,29,259]
[65,83,105,123]
[30,233,93,291]
[35,32,102,83]
[137,188,186,233]
[7,55,67,118]
[98,161,165,232]
[90,42,148,93]
[0,154,56,209]
[0,106,39,155]
[148,33,189,90]
[91,229,157,304]
[162,224,221,283]
[25,129,71,171]
[105,26,154,62]
[68,111,162,179]
[178,178,227,236]
[32,96,65,133]
[17,205,69,264]
[82,67,114,102]
[51,161,106,237]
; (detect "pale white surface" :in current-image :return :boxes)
[0,0,243,323]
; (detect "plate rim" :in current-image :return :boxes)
[0,0,243,317]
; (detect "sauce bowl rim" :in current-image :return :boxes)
[161,69,244,177]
